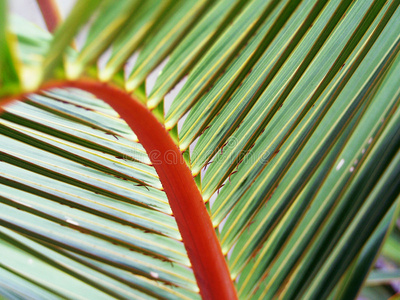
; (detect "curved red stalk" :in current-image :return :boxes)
[36,0,61,33]
[19,80,236,299]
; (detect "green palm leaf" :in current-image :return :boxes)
[1,0,400,299]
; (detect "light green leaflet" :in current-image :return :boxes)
[125,0,213,93]
[163,0,282,129]
[230,1,397,276]
[0,167,178,238]
[280,56,400,298]
[0,228,135,300]
[202,0,365,202]
[28,91,143,148]
[0,228,199,299]
[179,0,297,153]
[67,0,143,79]
[101,0,170,83]
[147,0,249,109]
[0,198,197,292]
[235,113,361,298]
[0,88,199,298]
[190,0,325,179]
[42,0,101,81]
[238,29,400,297]
[225,0,396,256]
[0,185,187,265]
[0,124,160,189]
[210,0,357,220]
[0,93,170,211]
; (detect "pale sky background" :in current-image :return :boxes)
[9,0,76,29]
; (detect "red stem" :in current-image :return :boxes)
[36,0,61,33]
[34,80,237,299]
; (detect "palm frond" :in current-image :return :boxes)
[1,0,400,298]
[0,87,199,299]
